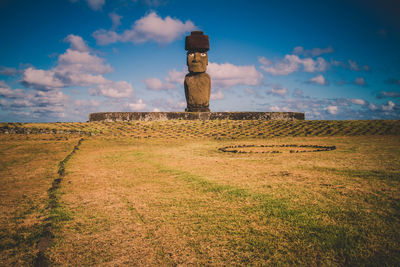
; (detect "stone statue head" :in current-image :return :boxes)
[187,51,208,73]
[185,31,209,73]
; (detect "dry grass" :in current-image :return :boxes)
[0,120,399,265]
[0,134,81,266]
[48,135,400,265]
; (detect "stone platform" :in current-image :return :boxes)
[89,112,305,122]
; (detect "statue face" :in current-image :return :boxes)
[187,52,208,73]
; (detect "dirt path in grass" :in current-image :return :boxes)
[0,134,82,266]
[48,138,296,265]
[34,138,84,267]
[48,136,400,266]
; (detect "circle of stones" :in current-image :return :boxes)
[218,144,336,154]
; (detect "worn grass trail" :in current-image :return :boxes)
[49,138,271,265]
[48,136,400,265]
[0,134,81,266]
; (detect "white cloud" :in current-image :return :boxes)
[21,35,113,90]
[144,77,162,90]
[147,62,263,93]
[260,55,298,75]
[90,81,133,98]
[109,12,122,29]
[0,81,69,110]
[74,99,100,107]
[86,0,105,10]
[348,60,370,71]
[260,95,399,120]
[211,90,224,100]
[176,100,186,108]
[348,60,359,71]
[350,98,366,105]
[127,99,146,111]
[0,66,20,76]
[20,34,134,99]
[208,62,263,88]
[304,57,328,72]
[269,105,290,112]
[58,49,113,74]
[382,100,395,111]
[62,72,109,87]
[165,69,185,84]
[292,46,305,54]
[64,34,90,52]
[309,74,328,85]
[122,12,196,44]
[0,82,69,116]
[331,59,370,72]
[21,68,64,90]
[21,46,113,89]
[144,68,185,92]
[267,87,288,97]
[1,89,70,117]
[293,46,334,57]
[269,105,280,112]
[144,77,175,91]
[245,88,254,94]
[354,77,366,86]
[70,98,103,116]
[0,81,27,98]
[92,30,120,45]
[368,103,378,110]
[258,56,271,66]
[293,89,304,98]
[94,12,197,45]
[150,98,186,111]
[377,91,400,98]
[33,90,69,107]
[259,54,328,75]
[330,59,343,67]
[10,99,33,108]
[326,105,338,114]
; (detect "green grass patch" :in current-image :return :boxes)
[130,149,384,265]
[313,166,400,182]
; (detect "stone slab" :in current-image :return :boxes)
[89,112,305,122]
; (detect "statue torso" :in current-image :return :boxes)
[184,72,211,111]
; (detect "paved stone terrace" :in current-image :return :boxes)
[1,120,399,139]
[89,112,305,122]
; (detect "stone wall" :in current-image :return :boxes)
[89,112,305,122]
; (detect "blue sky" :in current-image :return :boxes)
[0,0,399,122]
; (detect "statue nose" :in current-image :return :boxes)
[194,53,200,61]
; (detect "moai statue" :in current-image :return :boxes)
[184,31,211,112]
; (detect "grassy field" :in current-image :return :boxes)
[0,134,81,265]
[1,120,400,265]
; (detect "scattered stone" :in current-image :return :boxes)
[218,144,336,154]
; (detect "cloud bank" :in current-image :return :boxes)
[309,74,328,85]
[259,54,328,75]
[93,12,196,45]
[293,46,334,57]
[144,62,263,94]
[21,34,133,99]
